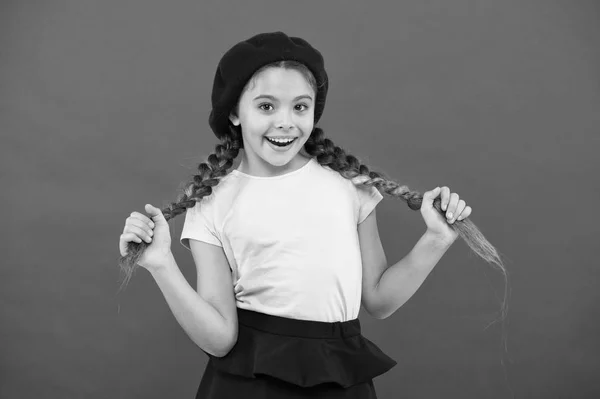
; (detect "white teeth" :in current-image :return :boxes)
[266,137,295,143]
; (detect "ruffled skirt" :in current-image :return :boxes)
[195,307,397,398]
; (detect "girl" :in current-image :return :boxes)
[118,32,507,398]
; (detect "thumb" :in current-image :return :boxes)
[421,187,440,207]
[145,204,167,223]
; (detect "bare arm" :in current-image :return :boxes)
[149,247,237,357]
[359,209,452,319]
[372,231,451,319]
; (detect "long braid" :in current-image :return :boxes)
[117,129,242,290]
[304,127,509,325]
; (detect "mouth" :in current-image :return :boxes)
[264,137,297,148]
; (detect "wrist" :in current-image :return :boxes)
[423,229,456,248]
[148,252,178,276]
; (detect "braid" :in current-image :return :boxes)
[117,130,242,289]
[304,127,509,325]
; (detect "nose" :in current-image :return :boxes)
[276,122,293,130]
[276,110,294,130]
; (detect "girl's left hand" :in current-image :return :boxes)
[420,186,472,244]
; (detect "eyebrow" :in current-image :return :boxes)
[253,94,313,102]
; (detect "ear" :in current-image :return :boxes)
[229,112,240,126]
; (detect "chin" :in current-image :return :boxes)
[262,153,298,166]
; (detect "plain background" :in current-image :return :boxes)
[2,1,599,398]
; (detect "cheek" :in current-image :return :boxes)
[241,115,270,135]
[299,118,314,133]
[299,110,315,129]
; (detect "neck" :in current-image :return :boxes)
[238,151,311,177]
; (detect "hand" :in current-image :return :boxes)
[420,186,472,244]
[119,204,173,272]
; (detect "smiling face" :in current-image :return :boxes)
[229,66,316,177]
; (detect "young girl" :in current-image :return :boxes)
[118,32,507,398]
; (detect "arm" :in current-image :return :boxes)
[359,209,453,320]
[149,249,237,357]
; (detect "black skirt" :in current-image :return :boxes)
[195,307,397,398]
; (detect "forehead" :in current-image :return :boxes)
[243,67,314,98]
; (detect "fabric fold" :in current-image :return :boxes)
[208,317,397,388]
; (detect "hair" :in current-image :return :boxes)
[118,60,510,334]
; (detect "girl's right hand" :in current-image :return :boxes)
[119,204,173,272]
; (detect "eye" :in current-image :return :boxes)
[295,103,309,112]
[258,103,274,112]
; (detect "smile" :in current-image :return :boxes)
[265,137,297,147]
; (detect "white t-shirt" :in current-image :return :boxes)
[179,157,383,322]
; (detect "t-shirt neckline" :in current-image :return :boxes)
[232,157,314,180]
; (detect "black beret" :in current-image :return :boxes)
[208,31,329,140]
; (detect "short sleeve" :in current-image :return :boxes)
[180,200,222,250]
[356,185,384,224]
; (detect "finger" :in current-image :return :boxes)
[120,233,142,256]
[129,212,156,228]
[457,206,472,221]
[124,225,153,243]
[421,187,441,204]
[144,204,166,223]
[449,199,466,224]
[125,218,155,235]
[440,187,451,210]
[445,193,460,221]
[121,232,142,245]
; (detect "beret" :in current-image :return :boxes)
[208,31,329,140]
